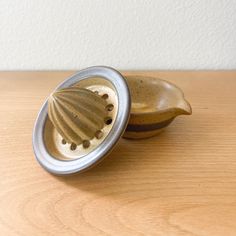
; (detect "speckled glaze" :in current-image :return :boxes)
[124,75,192,139]
[44,76,119,161]
[33,66,131,175]
[33,67,191,175]
[48,87,108,146]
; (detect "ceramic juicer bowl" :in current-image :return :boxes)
[124,75,192,139]
[33,66,191,175]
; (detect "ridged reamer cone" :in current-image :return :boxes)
[48,87,108,145]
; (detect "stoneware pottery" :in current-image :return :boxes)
[33,66,191,175]
[33,66,131,175]
[124,75,192,139]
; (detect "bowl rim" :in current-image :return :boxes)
[125,75,192,116]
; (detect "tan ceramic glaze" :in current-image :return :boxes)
[46,75,192,151]
[48,87,108,145]
[33,66,131,175]
[124,75,192,139]
[44,77,118,161]
[44,73,191,164]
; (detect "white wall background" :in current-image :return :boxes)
[0,0,235,70]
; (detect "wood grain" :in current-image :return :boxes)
[0,71,236,236]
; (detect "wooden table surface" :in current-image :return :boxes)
[1,71,236,236]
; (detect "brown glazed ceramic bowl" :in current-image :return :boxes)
[33,67,192,175]
[124,75,192,139]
